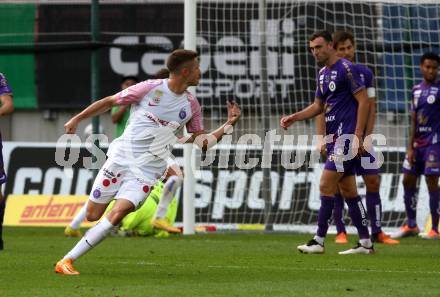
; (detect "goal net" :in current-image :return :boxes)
[191,0,440,232]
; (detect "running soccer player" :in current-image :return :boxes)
[55,49,241,274]
[393,52,440,240]
[316,31,398,245]
[64,69,182,236]
[0,72,14,251]
[280,31,373,254]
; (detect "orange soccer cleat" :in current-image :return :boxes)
[55,258,80,275]
[419,229,440,240]
[391,225,419,239]
[372,232,400,245]
[335,232,349,244]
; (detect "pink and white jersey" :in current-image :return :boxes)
[107,79,204,166]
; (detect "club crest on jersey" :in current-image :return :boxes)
[427,95,436,104]
[329,81,336,92]
[93,188,101,198]
[179,107,187,119]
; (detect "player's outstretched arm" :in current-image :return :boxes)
[280,98,323,130]
[64,95,118,134]
[182,100,241,151]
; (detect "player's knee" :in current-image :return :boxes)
[86,211,102,222]
[425,176,439,192]
[403,175,416,190]
[319,181,335,196]
[365,176,380,192]
[107,205,133,225]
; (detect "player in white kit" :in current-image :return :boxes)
[55,49,241,275]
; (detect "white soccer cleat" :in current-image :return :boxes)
[297,239,324,254]
[338,242,374,255]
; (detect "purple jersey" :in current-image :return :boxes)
[355,64,374,90]
[411,81,440,147]
[315,58,365,140]
[0,73,12,96]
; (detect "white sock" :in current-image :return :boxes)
[70,201,88,229]
[155,176,183,219]
[359,238,373,248]
[313,235,325,246]
[64,217,114,261]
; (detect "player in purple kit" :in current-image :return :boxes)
[316,31,399,245]
[393,52,440,240]
[0,72,15,251]
[280,31,373,254]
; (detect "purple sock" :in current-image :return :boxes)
[429,190,440,232]
[404,189,417,228]
[333,194,346,234]
[366,192,382,234]
[346,196,370,239]
[317,196,335,238]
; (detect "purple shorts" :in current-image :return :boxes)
[324,144,357,176]
[355,149,380,176]
[402,143,440,176]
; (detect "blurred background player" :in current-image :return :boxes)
[0,72,14,251]
[393,52,440,240]
[108,181,178,238]
[65,69,183,236]
[111,75,139,138]
[281,31,373,254]
[55,49,241,275]
[316,31,399,245]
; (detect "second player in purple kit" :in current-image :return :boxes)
[281,31,373,255]
[394,52,440,240]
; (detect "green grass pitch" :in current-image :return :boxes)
[1,227,439,297]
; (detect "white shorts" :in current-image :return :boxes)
[88,158,167,209]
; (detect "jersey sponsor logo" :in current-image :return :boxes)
[325,115,335,122]
[150,90,163,105]
[418,113,428,125]
[103,168,115,178]
[329,81,336,92]
[427,95,436,104]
